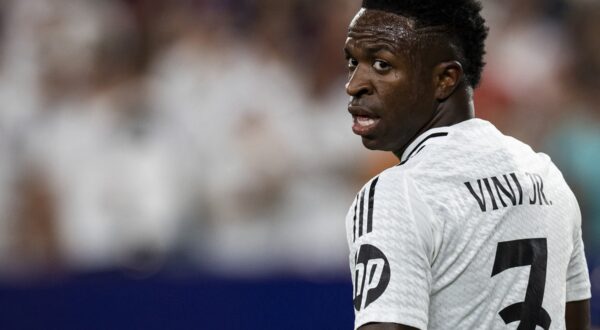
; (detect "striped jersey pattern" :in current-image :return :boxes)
[352,177,379,242]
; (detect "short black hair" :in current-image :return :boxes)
[362,0,489,87]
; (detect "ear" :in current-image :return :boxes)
[433,61,463,101]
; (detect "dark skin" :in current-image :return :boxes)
[345,8,590,330]
[345,9,473,160]
[566,299,591,330]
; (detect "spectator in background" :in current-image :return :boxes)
[0,1,16,273]
[543,2,600,321]
[4,0,183,275]
[0,3,597,315]
[0,0,48,276]
[146,0,368,275]
[477,0,570,148]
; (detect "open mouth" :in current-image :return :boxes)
[352,115,380,136]
[348,105,380,136]
[355,116,376,127]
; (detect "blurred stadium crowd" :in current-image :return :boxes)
[0,0,598,309]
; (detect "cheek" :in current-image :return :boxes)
[381,85,414,115]
[381,73,415,106]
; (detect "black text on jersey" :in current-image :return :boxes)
[464,172,552,212]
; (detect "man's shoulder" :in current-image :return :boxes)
[404,119,544,175]
[360,119,556,202]
[358,164,430,207]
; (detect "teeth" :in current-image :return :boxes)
[357,117,375,126]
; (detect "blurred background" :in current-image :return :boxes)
[0,0,598,328]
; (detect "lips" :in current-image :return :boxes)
[356,116,376,126]
[348,105,380,136]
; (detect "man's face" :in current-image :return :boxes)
[344,9,437,155]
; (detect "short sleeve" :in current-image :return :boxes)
[565,204,592,302]
[348,171,438,330]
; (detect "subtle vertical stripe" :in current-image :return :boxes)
[352,195,358,242]
[366,177,379,233]
[358,190,366,237]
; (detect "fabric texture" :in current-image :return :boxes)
[346,118,591,329]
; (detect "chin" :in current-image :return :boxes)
[361,137,403,154]
[361,137,384,151]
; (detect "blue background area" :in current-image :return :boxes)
[0,272,354,330]
[0,270,597,329]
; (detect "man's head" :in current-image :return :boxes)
[344,0,488,156]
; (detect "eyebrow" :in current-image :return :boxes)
[344,39,405,60]
[352,40,403,57]
[362,43,398,54]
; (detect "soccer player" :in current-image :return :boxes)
[343,1,592,329]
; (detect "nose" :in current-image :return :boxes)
[345,66,373,98]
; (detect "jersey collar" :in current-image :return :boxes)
[399,126,450,164]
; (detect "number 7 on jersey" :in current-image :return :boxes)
[491,238,551,330]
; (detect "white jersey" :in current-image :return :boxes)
[346,119,591,330]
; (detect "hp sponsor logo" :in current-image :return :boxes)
[353,244,390,311]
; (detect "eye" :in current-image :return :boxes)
[373,60,391,72]
[348,58,358,70]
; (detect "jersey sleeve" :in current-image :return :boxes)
[348,171,440,330]
[565,200,591,302]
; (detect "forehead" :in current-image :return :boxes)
[347,9,417,47]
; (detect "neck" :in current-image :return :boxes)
[393,84,475,160]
